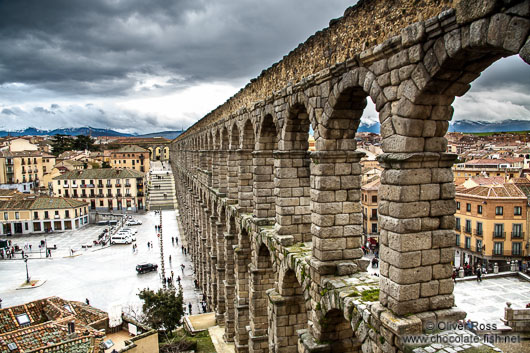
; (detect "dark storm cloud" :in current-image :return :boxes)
[0,0,354,96]
[1,108,16,115]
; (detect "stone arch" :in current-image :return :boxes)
[238,118,255,212]
[268,268,309,353]
[218,126,230,193]
[163,146,169,160]
[275,102,313,243]
[317,308,356,352]
[147,147,154,160]
[253,113,278,218]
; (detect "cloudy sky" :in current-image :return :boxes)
[0,0,528,134]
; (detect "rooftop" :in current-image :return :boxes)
[111,145,148,153]
[456,183,527,199]
[53,168,144,180]
[0,196,88,211]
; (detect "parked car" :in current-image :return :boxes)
[126,219,142,226]
[136,263,158,274]
[122,227,138,235]
[110,235,132,245]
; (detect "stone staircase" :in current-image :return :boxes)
[148,165,176,210]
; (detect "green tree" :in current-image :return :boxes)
[138,286,185,335]
[72,135,98,151]
[101,161,111,168]
[50,134,74,156]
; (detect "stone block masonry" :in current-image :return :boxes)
[171,0,529,352]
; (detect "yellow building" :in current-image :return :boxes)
[361,178,379,246]
[453,158,521,184]
[52,168,146,212]
[0,195,88,235]
[454,183,528,269]
[0,150,56,188]
[110,145,150,173]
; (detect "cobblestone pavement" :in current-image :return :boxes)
[0,210,204,316]
[454,275,530,329]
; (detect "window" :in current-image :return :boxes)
[514,206,522,216]
[44,211,49,219]
[65,210,69,218]
[456,201,460,210]
[371,195,377,203]
[15,212,19,220]
[512,224,523,238]
[477,205,482,214]
[99,200,104,207]
[495,206,503,215]
[512,242,522,256]
[494,223,504,238]
[465,236,471,249]
[476,239,482,252]
[455,217,461,230]
[16,313,30,325]
[3,212,8,220]
[466,203,471,212]
[476,222,483,236]
[493,242,503,255]
[34,211,38,219]
[455,234,460,247]
[465,220,471,233]
[371,223,378,233]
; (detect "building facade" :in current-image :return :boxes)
[454,183,529,269]
[52,168,146,212]
[0,151,56,188]
[361,178,379,246]
[0,195,89,235]
[109,145,150,173]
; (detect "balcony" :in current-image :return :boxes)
[138,192,144,197]
[106,193,113,198]
[473,230,483,237]
[125,193,132,197]
[511,232,525,239]
[116,183,121,187]
[492,249,523,257]
[455,225,461,231]
[125,183,131,187]
[97,184,104,188]
[88,184,95,188]
[493,231,506,239]
[97,194,104,198]
[6,160,13,165]
[464,227,472,234]
[370,215,378,221]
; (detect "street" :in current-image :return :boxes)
[0,210,203,315]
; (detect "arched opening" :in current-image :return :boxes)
[254,114,278,218]
[223,214,238,341]
[147,147,154,161]
[227,123,240,201]
[163,146,170,160]
[317,309,356,352]
[239,119,255,213]
[215,205,227,323]
[276,103,312,243]
[155,147,161,160]
[212,129,220,189]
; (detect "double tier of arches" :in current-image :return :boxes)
[171,3,529,352]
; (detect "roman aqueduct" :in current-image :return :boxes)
[170,0,530,352]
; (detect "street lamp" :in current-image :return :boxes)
[24,255,30,283]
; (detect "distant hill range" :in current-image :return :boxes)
[449,119,530,133]
[0,127,184,139]
[357,119,530,134]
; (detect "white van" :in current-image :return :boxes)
[111,235,132,245]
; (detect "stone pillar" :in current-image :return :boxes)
[212,150,220,189]
[248,250,275,353]
[273,150,311,243]
[378,152,457,315]
[234,228,251,352]
[224,230,237,341]
[253,150,275,218]
[309,150,366,281]
[216,221,226,324]
[218,150,228,193]
[227,150,240,202]
[267,289,307,353]
[238,149,254,213]
[210,215,219,310]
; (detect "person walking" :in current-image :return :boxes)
[175,237,179,246]
[476,266,482,282]
[188,302,192,315]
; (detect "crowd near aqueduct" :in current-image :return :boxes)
[169,0,530,352]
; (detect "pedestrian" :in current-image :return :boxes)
[452,269,457,283]
[177,276,181,283]
[476,266,482,282]
[175,237,179,245]
[171,270,174,281]
[0,298,2,308]
[85,298,90,305]
[169,255,172,263]
[172,237,174,244]
[188,302,192,315]
[29,244,32,251]
[181,264,185,272]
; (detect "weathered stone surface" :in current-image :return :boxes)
[456,0,498,24]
